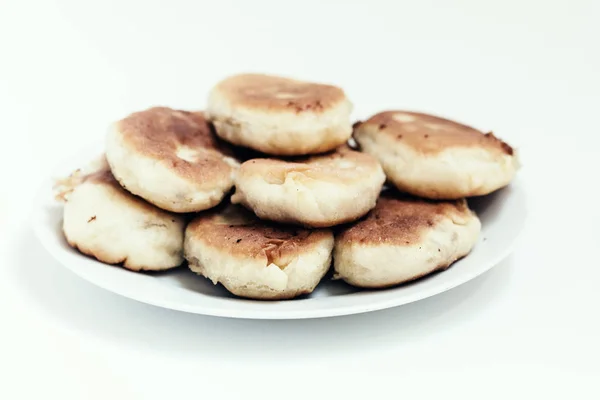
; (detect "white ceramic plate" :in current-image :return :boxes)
[32,146,527,319]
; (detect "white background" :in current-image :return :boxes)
[1,0,599,398]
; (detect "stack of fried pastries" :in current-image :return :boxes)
[54,73,519,299]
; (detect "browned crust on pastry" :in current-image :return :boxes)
[354,111,514,155]
[336,192,475,246]
[186,204,332,267]
[212,73,347,113]
[114,107,235,183]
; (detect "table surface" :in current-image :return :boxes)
[1,0,599,399]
